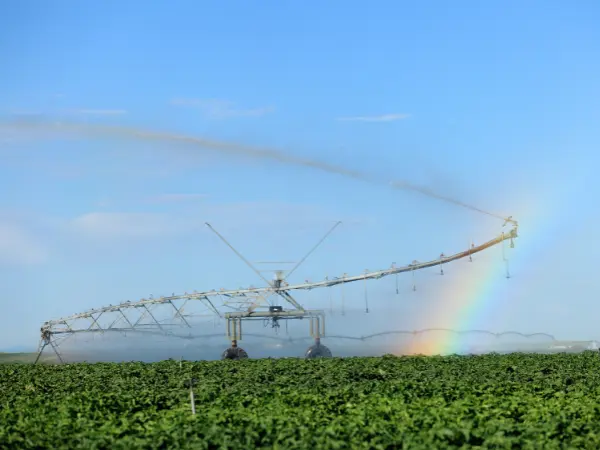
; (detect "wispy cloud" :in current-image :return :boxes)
[336,113,410,122]
[0,204,372,266]
[170,98,274,119]
[0,222,47,265]
[4,109,127,121]
[6,110,44,117]
[70,109,128,116]
[148,193,209,203]
[68,202,372,240]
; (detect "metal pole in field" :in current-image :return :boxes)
[189,381,196,415]
[185,377,197,415]
[190,388,196,415]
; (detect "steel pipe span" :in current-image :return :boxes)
[41,226,518,335]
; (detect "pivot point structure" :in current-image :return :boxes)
[205,221,339,359]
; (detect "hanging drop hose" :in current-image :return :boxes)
[364,271,369,313]
[341,275,346,315]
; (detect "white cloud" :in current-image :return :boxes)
[170,98,274,119]
[0,119,68,147]
[0,222,47,265]
[71,212,198,239]
[336,113,410,122]
[148,193,209,203]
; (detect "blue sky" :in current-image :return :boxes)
[1,1,599,351]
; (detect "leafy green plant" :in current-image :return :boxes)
[2,353,600,449]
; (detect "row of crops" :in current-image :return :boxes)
[2,352,600,448]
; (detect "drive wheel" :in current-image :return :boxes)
[222,346,249,360]
[305,343,332,359]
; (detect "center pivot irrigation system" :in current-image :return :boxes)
[36,218,520,363]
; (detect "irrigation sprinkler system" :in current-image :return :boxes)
[35,216,521,363]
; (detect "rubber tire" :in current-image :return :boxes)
[305,344,333,359]
[221,347,249,360]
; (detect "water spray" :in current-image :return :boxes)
[1,118,515,225]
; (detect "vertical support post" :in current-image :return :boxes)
[226,318,242,341]
[308,314,326,338]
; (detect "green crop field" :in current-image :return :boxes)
[0,352,57,364]
[2,353,600,449]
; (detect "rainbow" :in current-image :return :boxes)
[403,247,510,356]
[402,177,579,356]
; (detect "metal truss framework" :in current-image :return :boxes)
[37,223,519,362]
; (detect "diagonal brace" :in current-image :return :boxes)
[143,305,164,331]
[170,300,191,328]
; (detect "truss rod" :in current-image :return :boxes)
[41,226,518,333]
[205,222,273,287]
[107,315,122,330]
[202,296,222,318]
[170,300,192,328]
[133,308,148,327]
[143,305,164,331]
[49,339,64,364]
[119,309,135,329]
[285,221,341,280]
[87,312,104,331]
[276,290,305,311]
